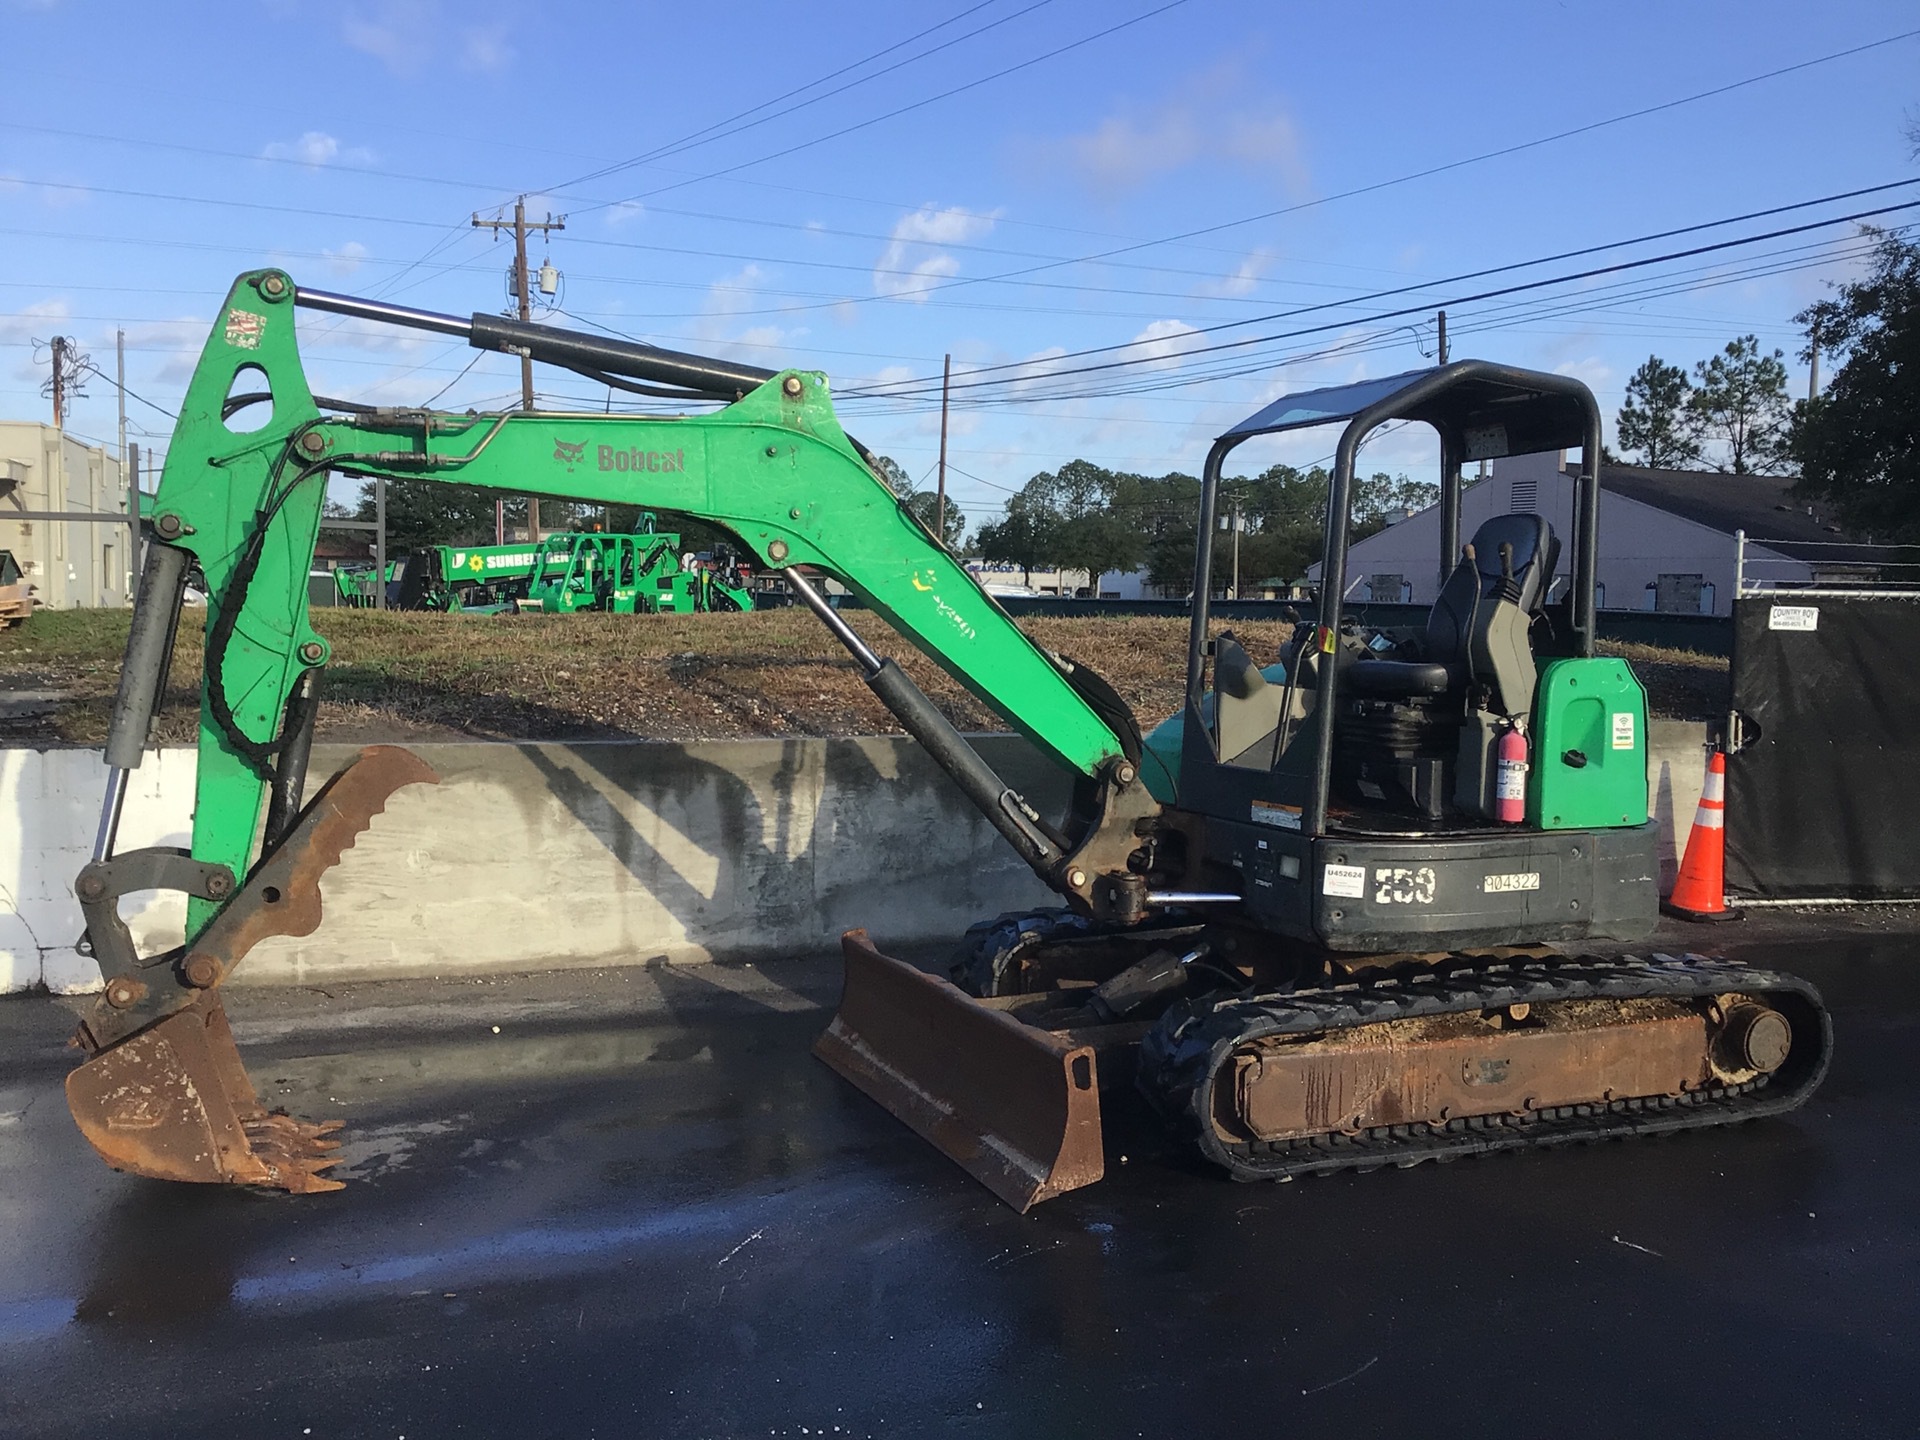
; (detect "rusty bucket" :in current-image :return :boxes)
[815,930,1105,1211]
[66,746,437,1194]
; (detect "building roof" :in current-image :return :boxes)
[1596,464,1862,562]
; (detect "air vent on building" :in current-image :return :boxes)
[1508,478,1538,513]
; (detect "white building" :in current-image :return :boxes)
[1312,452,1850,616]
[965,560,1095,597]
[0,423,133,610]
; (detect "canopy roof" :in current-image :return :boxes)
[1222,362,1594,460]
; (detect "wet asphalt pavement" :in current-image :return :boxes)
[1,915,1916,1440]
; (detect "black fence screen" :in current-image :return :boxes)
[1726,595,1920,899]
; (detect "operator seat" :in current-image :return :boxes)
[1345,512,1560,714]
[1335,513,1560,822]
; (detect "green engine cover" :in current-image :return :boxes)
[1529,657,1649,830]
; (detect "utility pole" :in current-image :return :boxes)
[1808,320,1820,401]
[474,196,565,540]
[1220,500,1244,600]
[935,353,951,545]
[1436,310,1449,366]
[51,336,66,427]
[117,328,135,595]
[1232,501,1241,600]
[115,330,126,462]
[127,441,143,594]
[375,476,387,610]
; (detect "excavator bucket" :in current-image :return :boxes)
[67,745,437,1193]
[66,992,346,1192]
[815,930,1105,1211]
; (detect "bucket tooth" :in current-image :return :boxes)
[816,930,1105,1211]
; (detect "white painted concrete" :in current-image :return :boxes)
[2,727,1710,995]
[3,747,196,993]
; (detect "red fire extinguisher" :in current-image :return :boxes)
[1496,721,1529,824]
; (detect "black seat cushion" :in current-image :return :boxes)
[1346,658,1453,697]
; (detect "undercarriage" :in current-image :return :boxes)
[816,910,1831,1209]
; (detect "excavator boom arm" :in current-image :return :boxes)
[132,271,1137,940]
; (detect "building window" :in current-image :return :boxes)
[1367,573,1407,603]
[1594,581,1607,609]
[1698,582,1716,615]
[1652,573,1706,613]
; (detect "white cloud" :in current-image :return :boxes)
[874,204,1001,302]
[1199,248,1275,299]
[343,1,513,75]
[604,201,646,228]
[2,299,72,389]
[460,21,512,71]
[1036,61,1308,199]
[1054,103,1307,196]
[323,241,369,277]
[1127,319,1202,371]
[1004,344,1070,396]
[263,131,375,168]
[686,264,808,361]
[0,297,69,346]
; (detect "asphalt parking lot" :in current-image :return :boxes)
[1,912,1915,1439]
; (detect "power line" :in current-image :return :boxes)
[775,25,1920,321]
[548,0,1048,192]
[853,178,1920,395]
[849,194,1920,401]
[575,2,1193,214]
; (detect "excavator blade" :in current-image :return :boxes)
[816,930,1105,1212]
[67,745,437,1194]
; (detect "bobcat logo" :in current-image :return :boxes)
[553,438,586,472]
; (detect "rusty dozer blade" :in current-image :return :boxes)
[67,745,437,1193]
[816,930,1104,1212]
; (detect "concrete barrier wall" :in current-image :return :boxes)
[3,727,1709,996]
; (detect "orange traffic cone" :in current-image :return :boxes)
[1662,748,1742,923]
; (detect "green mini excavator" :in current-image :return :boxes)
[64,270,1829,1208]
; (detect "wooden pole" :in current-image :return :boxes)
[935,353,951,545]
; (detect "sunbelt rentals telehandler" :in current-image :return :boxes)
[64,271,1830,1209]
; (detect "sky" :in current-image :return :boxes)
[2,0,1916,536]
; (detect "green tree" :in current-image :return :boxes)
[1353,472,1441,533]
[867,453,914,496]
[974,494,1062,586]
[1616,356,1703,468]
[902,489,967,549]
[977,460,1147,588]
[1790,228,1920,540]
[357,478,523,554]
[1689,335,1793,474]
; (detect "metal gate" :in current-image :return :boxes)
[1725,534,1920,901]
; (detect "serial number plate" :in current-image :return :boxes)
[1483,872,1542,893]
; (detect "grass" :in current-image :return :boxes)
[0,606,1727,746]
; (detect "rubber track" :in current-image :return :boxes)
[1137,955,1832,1182]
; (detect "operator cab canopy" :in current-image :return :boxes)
[1222,362,1590,459]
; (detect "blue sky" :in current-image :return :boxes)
[3,0,1915,533]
